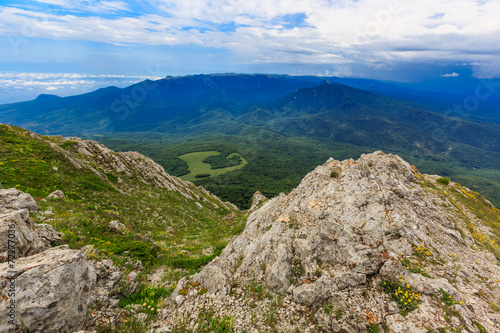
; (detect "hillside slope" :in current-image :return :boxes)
[158,151,500,333]
[0,122,245,255]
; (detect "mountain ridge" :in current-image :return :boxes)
[156,151,500,333]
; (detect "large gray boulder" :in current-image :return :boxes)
[0,209,48,262]
[0,188,39,213]
[108,220,127,233]
[0,245,96,333]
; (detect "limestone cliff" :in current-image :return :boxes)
[158,151,500,333]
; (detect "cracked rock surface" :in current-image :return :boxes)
[157,151,500,333]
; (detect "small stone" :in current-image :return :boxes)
[47,190,65,200]
[108,220,127,233]
[135,312,148,322]
[175,295,185,306]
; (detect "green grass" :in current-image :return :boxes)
[119,285,175,311]
[445,183,500,260]
[0,123,246,273]
[164,243,225,271]
[178,151,247,181]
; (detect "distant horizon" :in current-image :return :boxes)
[2,0,500,103]
[1,70,498,105]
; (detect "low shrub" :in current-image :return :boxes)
[381,280,421,316]
[436,177,451,185]
[195,174,211,179]
[119,285,175,313]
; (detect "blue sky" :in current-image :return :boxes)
[1,0,500,103]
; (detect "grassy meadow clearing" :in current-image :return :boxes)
[179,151,247,181]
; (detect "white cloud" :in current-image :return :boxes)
[1,0,500,76]
[440,72,459,77]
[0,73,163,103]
[32,0,130,13]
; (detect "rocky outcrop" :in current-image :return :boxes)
[84,254,145,330]
[0,209,49,262]
[0,245,96,333]
[158,151,500,333]
[19,129,239,213]
[248,191,267,213]
[108,220,127,233]
[0,188,39,213]
[0,189,96,332]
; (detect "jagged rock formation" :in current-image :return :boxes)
[0,124,245,332]
[158,151,500,333]
[108,220,127,233]
[0,189,96,332]
[248,191,268,214]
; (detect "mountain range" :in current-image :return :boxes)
[0,74,499,209]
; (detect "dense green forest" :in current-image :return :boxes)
[100,131,500,210]
[203,153,243,170]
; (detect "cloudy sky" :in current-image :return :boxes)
[1,0,499,103]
